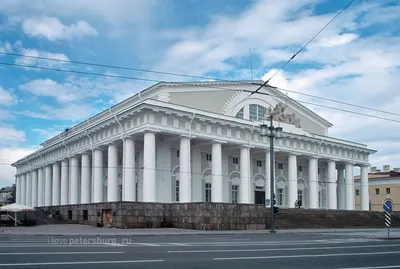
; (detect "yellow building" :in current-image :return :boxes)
[355,165,400,211]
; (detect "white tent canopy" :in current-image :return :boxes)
[0,203,35,212]
[0,203,35,227]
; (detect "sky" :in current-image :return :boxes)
[0,0,399,187]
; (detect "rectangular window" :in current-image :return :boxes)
[205,183,211,202]
[176,181,180,202]
[297,190,303,203]
[355,189,360,196]
[233,157,239,165]
[206,154,212,161]
[83,210,88,220]
[256,160,262,167]
[318,168,320,174]
[177,150,180,158]
[118,158,122,166]
[68,210,72,220]
[298,166,302,172]
[249,104,257,121]
[277,188,284,206]
[232,185,238,204]
[278,163,283,170]
[386,188,390,194]
[375,188,380,195]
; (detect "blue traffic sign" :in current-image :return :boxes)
[383,201,392,212]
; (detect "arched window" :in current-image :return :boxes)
[236,108,244,119]
[249,104,266,121]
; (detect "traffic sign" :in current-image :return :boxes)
[385,212,391,227]
[265,199,271,206]
[383,201,392,212]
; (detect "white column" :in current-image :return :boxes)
[211,142,223,203]
[239,146,251,204]
[44,165,52,206]
[337,166,345,209]
[360,166,369,211]
[60,159,69,205]
[143,132,156,202]
[70,156,79,204]
[345,163,354,210]
[265,150,270,204]
[107,143,119,202]
[26,172,32,207]
[20,174,26,205]
[81,153,91,204]
[308,157,318,209]
[124,138,136,201]
[327,160,337,209]
[15,176,20,204]
[93,148,104,203]
[37,168,44,206]
[179,136,191,203]
[288,154,297,208]
[31,170,38,207]
[52,163,61,206]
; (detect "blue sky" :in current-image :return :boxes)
[0,0,400,187]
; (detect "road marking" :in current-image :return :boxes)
[0,251,124,255]
[169,243,400,253]
[339,265,400,269]
[168,243,192,246]
[0,260,164,266]
[135,243,161,247]
[213,251,400,261]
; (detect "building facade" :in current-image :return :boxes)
[355,166,400,211]
[12,81,376,210]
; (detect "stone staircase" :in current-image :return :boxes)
[22,208,69,225]
[274,209,400,229]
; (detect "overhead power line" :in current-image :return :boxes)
[1,61,399,124]
[250,0,356,96]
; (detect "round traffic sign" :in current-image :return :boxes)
[383,201,392,212]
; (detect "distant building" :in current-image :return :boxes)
[0,185,13,206]
[355,165,400,211]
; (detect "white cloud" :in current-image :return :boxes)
[22,16,98,41]
[32,128,64,140]
[20,79,80,103]
[0,147,37,187]
[0,86,18,106]
[14,47,70,69]
[0,125,26,146]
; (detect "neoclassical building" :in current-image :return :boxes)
[12,81,376,210]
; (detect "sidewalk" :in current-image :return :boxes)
[1,224,400,237]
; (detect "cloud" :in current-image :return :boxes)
[0,125,26,146]
[14,47,70,69]
[0,86,18,106]
[32,127,64,140]
[22,16,98,41]
[0,147,37,187]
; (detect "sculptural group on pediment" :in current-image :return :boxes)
[266,102,301,128]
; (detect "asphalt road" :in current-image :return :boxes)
[0,233,399,269]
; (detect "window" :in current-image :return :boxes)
[177,150,180,158]
[277,188,284,206]
[249,104,267,121]
[256,160,262,167]
[278,163,283,170]
[297,190,303,203]
[205,183,211,202]
[175,181,180,202]
[318,168,320,174]
[68,210,72,220]
[233,157,239,164]
[355,189,360,196]
[83,210,88,221]
[232,185,238,204]
[236,108,244,119]
[206,154,212,161]
[298,166,302,172]
[375,188,380,195]
[386,188,390,194]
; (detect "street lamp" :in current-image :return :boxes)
[260,111,283,233]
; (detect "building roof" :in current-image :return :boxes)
[354,171,400,180]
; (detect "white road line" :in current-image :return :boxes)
[168,243,192,246]
[168,243,400,253]
[0,251,124,255]
[0,260,164,267]
[135,243,161,247]
[213,251,400,261]
[339,265,400,269]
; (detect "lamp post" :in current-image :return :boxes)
[260,111,283,233]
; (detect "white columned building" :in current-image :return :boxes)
[12,81,376,210]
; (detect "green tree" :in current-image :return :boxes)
[7,184,16,203]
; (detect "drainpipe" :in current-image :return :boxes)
[187,113,196,201]
[115,114,125,201]
[85,129,94,203]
